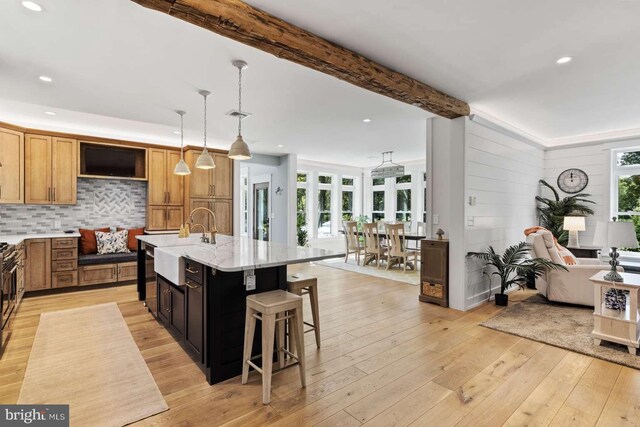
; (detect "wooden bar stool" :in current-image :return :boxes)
[287,274,321,348]
[242,290,306,405]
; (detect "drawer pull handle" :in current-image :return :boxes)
[186,267,199,274]
[185,280,200,289]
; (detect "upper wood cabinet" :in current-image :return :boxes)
[0,127,24,204]
[185,150,233,199]
[25,134,77,205]
[148,148,183,206]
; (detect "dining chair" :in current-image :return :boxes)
[407,221,428,251]
[343,221,363,265]
[363,222,386,268]
[385,223,418,273]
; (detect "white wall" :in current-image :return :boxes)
[464,118,545,309]
[233,153,295,245]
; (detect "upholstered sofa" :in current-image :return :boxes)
[526,229,621,306]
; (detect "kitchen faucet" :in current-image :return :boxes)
[187,207,218,244]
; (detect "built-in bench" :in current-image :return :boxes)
[78,252,138,286]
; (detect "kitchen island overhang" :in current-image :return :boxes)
[136,234,343,384]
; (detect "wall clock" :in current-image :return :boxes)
[557,168,588,194]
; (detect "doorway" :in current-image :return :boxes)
[253,182,270,241]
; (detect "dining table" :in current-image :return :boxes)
[340,228,427,269]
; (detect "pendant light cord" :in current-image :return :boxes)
[180,112,185,159]
[238,66,242,136]
[203,93,208,149]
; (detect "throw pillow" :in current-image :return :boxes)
[79,227,111,255]
[95,230,130,255]
[557,246,577,265]
[117,227,145,252]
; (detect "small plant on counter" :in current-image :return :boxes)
[472,242,567,306]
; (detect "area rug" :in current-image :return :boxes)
[18,303,168,426]
[481,294,640,370]
[315,257,420,285]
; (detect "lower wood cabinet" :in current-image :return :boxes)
[117,261,137,282]
[157,276,186,337]
[78,264,118,286]
[25,239,52,291]
[52,271,78,288]
[419,239,449,307]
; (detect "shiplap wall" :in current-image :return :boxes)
[464,119,545,309]
[543,144,610,246]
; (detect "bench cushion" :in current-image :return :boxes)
[78,252,137,266]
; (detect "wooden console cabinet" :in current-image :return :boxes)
[419,239,449,307]
[25,135,77,205]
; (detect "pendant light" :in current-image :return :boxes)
[173,110,191,175]
[228,60,252,160]
[196,89,216,169]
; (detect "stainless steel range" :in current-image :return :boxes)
[1,242,23,351]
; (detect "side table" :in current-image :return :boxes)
[589,271,640,355]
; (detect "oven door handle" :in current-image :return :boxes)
[9,265,18,274]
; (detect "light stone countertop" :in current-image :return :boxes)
[137,233,344,272]
[1,232,82,245]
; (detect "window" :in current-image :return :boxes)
[342,191,353,220]
[614,150,640,252]
[318,189,332,237]
[296,188,308,246]
[342,177,354,186]
[396,189,411,222]
[372,191,385,222]
[372,177,385,186]
[297,173,307,183]
[396,174,411,184]
[318,175,332,184]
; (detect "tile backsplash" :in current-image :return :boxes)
[0,178,147,234]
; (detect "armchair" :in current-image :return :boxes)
[526,229,621,306]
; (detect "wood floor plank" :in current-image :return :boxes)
[2,265,631,427]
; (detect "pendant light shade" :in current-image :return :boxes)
[173,110,191,175]
[229,60,252,160]
[197,90,216,170]
[229,134,251,160]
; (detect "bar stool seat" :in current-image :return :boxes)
[242,290,306,405]
[287,274,321,348]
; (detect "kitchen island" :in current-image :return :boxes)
[136,233,342,384]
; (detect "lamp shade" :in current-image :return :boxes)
[195,148,216,169]
[173,158,191,175]
[593,220,639,249]
[228,134,252,160]
[563,216,586,231]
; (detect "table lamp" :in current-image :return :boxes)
[593,218,638,282]
[563,216,586,248]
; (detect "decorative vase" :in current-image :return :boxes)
[604,288,627,310]
[495,293,509,306]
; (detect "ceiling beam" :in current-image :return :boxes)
[130,0,470,119]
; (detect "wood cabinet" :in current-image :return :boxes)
[25,134,77,204]
[0,127,24,204]
[419,239,449,307]
[185,278,205,363]
[148,148,184,231]
[25,239,52,291]
[78,264,118,286]
[157,276,185,337]
[158,277,171,323]
[147,206,183,231]
[214,153,233,199]
[213,199,233,235]
[185,150,215,198]
[117,261,138,282]
[148,149,183,204]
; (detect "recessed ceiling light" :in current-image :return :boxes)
[44,111,56,115]
[277,144,284,148]
[39,75,52,82]
[556,56,572,64]
[363,118,372,123]
[22,1,42,12]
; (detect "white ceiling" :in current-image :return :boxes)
[247,0,640,146]
[2,0,639,163]
[0,0,431,167]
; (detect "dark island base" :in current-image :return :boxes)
[137,243,288,384]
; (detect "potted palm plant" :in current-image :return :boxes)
[472,242,567,306]
[536,180,595,245]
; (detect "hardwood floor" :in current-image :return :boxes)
[1,263,638,426]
